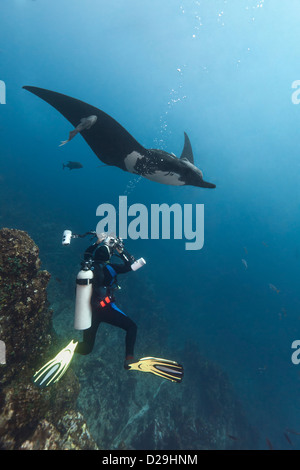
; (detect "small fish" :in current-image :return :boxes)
[55,277,62,283]
[284,432,293,446]
[243,246,248,255]
[241,259,248,269]
[59,115,97,146]
[63,161,83,170]
[227,434,238,441]
[262,241,269,247]
[269,283,280,294]
[266,438,274,450]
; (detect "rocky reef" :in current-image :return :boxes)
[0,228,98,450]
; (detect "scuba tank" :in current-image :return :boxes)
[74,260,94,330]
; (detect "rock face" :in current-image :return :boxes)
[0,228,98,450]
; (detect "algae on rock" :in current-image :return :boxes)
[0,228,98,450]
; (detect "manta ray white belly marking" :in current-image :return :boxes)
[124,151,144,173]
[125,151,185,185]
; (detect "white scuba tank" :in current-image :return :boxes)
[74,268,94,330]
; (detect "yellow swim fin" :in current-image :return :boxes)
[127,357,183,383]
[33,339,78,388]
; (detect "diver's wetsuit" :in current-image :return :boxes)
[76,243,137,358]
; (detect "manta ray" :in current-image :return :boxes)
[23,86,216,189]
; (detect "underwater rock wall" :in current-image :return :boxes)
[0,228,98,450]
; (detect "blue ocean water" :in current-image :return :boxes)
[1,0,300,450]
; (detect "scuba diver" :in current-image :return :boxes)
[33,231,184,388]
[75,234,138,368]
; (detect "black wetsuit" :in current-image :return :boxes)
[76,244,137,358]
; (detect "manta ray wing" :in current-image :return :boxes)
[23,86,146,170]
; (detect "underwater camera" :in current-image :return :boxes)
[102,234,124,252]
[61,229,146,271]
[101,234,146,271]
